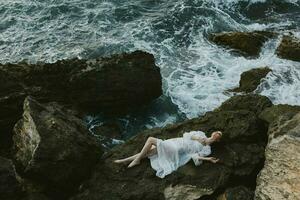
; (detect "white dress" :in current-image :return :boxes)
[148,130,211,178]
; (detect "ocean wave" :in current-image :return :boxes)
[1,0,300,133]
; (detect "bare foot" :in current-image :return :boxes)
[114,159,123,164]
[127,159,140,168]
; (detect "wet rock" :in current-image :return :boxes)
[12,97,102,198]
[0,156,22,200]
[1,50,162,113]
[90,121,122,139]
[210,31,276,57]
[20,179,52,200]
[276,35,300,62]
[90,122,124,149]
[0,50,161,156]
[0,70,26,157]
[228,67,272,93]
[255,111,300,200]
[217,186,254,200]
[70,94,270,200]
[215,94,273,117]
[68,51,162,113]
[259,104,300,124]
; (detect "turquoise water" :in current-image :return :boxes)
[1,0,300,144]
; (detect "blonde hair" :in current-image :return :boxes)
[215,131,222,137]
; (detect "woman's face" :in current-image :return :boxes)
[212,131,222,142]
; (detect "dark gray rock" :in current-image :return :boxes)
[70,94,270,200]
[0,50,162,157]
[0,156,22,200]
[259,104,300,125]
[228,67,272,93]
[276,35,300,62]
[210,31,276,57]
[12,97,102,198]
[215,94,273,117]
[218,186,254,200]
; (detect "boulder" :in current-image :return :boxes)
[228,67,272,93]
[12,97,102,198]
[215,94,273,117]
[70,94,270,200]
[0,50,162,113]
[0,70,26,156]
[0,50,162,156]
[0,156,22,200]
[259,104,300,124]
[255,111,300,200]
[276,35,300,62]
[210,31,276,57]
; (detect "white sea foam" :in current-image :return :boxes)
[1,0,300,127]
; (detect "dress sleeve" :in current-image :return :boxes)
[191,153,203,166]
[198,145,211,157]
[183,130,206,140]
[191,145,212,166]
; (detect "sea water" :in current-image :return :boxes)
[1,0,299,143]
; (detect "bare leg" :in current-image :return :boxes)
[114,153,140,164]
[127,137,157,168]
[114,145,157,164]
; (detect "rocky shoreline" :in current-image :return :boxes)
[0,31,299,200]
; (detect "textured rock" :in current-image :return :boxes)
[90,121,122,139]
[210,31,276,57]
[255,112,300,200]
[0,50,162,113]
[90,121,124,149]
[12,97,102,198]
[217,186,254,200]
[215,94,273,117]
[259,104,300,124]
[0,156,22,200]
[164,184,214,200]
[0,50,161,156]
[70,94,270,200]
[228,67,272,93]
[0,70,26,156]
[276,35,300,62]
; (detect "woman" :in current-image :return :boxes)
[114,130,222,178]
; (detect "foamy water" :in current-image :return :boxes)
[1,0,300,138]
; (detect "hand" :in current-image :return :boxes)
[208,157,219,163]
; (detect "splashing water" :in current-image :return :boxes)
[1,0,300,137]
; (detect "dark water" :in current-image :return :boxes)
[1,0,300,146]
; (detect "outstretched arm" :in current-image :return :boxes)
[198,155,219,163]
